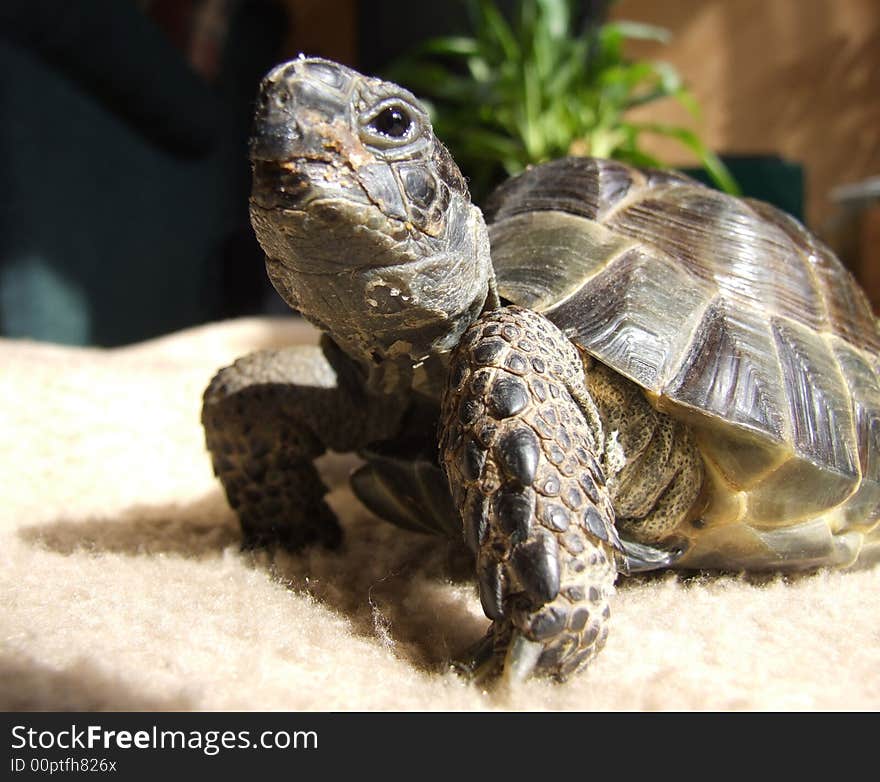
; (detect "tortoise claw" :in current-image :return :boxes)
[502,631,544,684]
[620,538,687,573]
[453,628,543,685]
[452,631,501,683]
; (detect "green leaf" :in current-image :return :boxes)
[409,36,481,58]
[588,126,627,158]
[537,0,569,39]
[473,0,520,62]
[674,87,701,117]
[612,20,672,43]
[648,60,683,95]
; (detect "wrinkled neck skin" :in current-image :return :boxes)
[248,57,496,401]
[258,190,494,400]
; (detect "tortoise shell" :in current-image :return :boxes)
[486,157,880,569]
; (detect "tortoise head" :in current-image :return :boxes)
[249,57,493,394]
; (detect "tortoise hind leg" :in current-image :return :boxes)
[440,307,623,681]
[202,340,405,550]
[584,361,703,554]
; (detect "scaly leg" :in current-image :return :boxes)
[202,338,405,550]
[440,307,623,681]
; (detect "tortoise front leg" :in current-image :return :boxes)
[440,307,623,681]
[202,339,404,550]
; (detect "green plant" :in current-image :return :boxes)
[384,0,737,199]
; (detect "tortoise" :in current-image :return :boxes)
[202,56,880,682]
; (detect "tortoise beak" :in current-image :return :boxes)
[249,59,353,164]
[249,59,375,212]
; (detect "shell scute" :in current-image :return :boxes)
[664,301,787,445]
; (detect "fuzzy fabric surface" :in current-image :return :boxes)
[1,317,878,712]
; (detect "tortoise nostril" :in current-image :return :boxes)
[273,86,291,110]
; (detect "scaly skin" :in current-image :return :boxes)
[440,306,622,680]
[202,340,406,549]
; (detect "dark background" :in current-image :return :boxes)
[1,0,288,346]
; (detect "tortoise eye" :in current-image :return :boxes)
[370,106,412,138]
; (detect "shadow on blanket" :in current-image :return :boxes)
[18,492,488,675]
[0,654,193,711]
[18,495,239,559]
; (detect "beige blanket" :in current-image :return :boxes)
[1,317,878,711]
